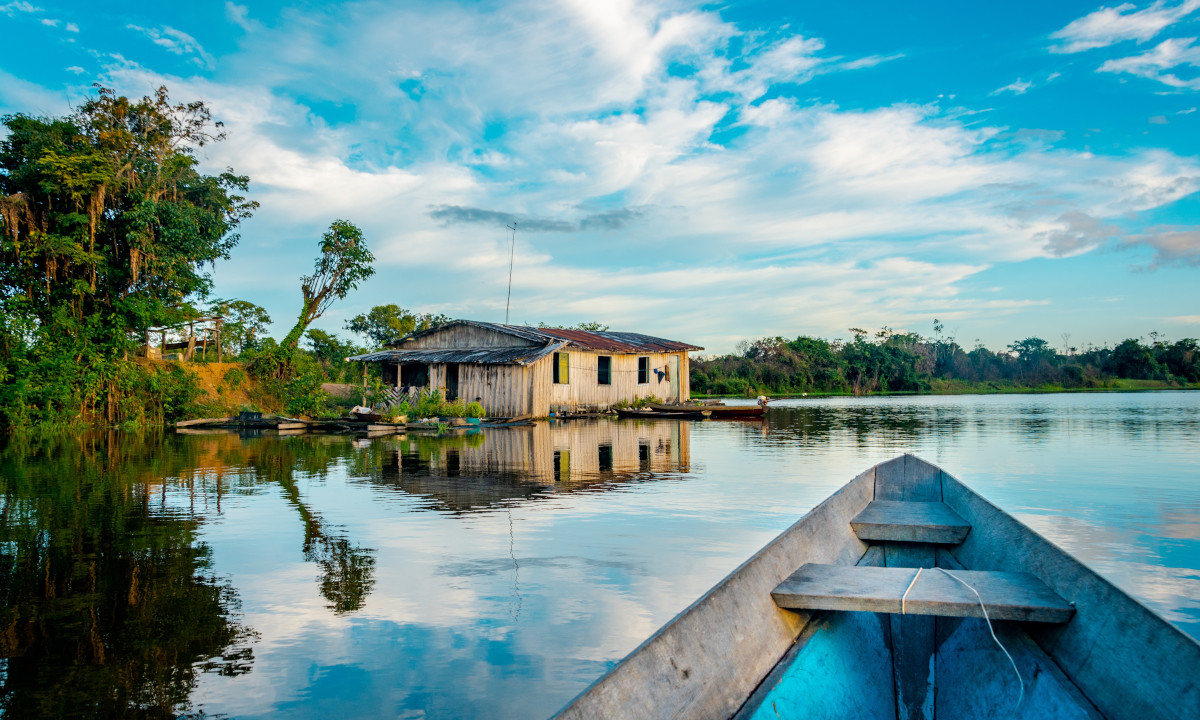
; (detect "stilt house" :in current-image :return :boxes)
[347,320,703,417]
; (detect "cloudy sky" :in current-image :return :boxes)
[3,0,1199,353]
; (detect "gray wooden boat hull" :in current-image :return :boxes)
[551,454,1200,720]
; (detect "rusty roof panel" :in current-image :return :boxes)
[533,328,703,353]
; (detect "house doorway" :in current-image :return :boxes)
[446,364,460,401]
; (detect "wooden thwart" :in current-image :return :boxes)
[772,564,1074,623]
[850,500,971,544]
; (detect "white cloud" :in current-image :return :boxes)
[65,65,84,74]
[65,21,77,32]
[225,2,255,32]
[1050,0,1200,53]
[81,0,1200,350]
[1121,226,1200,267]
[126,24,217,69]
[991,78,1034,95]
[0,1,40,15]
[1099,36,1200,88]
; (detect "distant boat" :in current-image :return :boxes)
[615,407,711,420]
[552,455,1200,720]
[647,401,765,418]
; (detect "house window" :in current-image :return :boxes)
[597,356,612,385]
[637,357,649,384]
[553,352,569,384]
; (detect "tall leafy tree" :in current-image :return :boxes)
[281,220,374,350]
[207,298,272,355]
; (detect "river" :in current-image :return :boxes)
[0,391,1196,718]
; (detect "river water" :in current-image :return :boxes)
[1,391,1197,718]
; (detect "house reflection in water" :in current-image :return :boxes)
[379,419,690,512]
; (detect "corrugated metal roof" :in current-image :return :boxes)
[380,319,703,354]
[387,320,551,348]
[533,327,703,353]
[346,342,564,366]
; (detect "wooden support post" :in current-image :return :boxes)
[216,318,222,363]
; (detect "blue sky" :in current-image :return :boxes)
[2,0,1199,353]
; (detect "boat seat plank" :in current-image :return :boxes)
[772,564,1075,623]
[850,500,971,544]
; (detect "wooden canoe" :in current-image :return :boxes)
[648,402,765,418]
[552,455,1200,720]
[615,408,711,420]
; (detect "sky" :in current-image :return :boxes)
[2,0,1199,354]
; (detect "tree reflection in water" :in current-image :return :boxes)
[0,432,256,718]
[0,430,384,717]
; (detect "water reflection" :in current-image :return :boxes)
[372,421,690,512]
[0,393,1196,719]
[0,432,256,718]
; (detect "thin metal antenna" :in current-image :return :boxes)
[505,222,518,324]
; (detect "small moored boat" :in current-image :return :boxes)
[615,407,711,420]
[553,454,1200,720]
[647,401,766,418]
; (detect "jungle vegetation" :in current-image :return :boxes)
[692,325,1200,396]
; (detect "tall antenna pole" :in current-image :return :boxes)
[505,222,518,324]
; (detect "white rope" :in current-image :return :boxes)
[935,567,1025,707]
[901,567,922,615]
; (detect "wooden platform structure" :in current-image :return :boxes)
[144,315,224,362]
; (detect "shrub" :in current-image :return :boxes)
[465,402,486,418]
[284,369,328,417]
[223,366,247,390]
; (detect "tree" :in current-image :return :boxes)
[281,220,374,350]
[346,304,449,347]
[1105,338,1162,380]
[0,85,257,427]
[207,298,271,355]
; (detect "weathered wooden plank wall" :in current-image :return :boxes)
[546,351,690,409]
[401,325,536,349]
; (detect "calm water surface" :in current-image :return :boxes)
[1,391,1197,718]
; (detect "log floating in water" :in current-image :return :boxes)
[175,416,236,427]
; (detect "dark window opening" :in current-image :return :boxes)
[445,449,460,477]
[637,357,649,384]
[638,441,650,471]
[446,364,459,401]
[598,443,613,472]
[553,352,569,384]
[597,356,612,385]
[401,363,429,388]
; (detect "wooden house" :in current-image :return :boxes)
[347,320,703,417]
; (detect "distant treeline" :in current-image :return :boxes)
[691,327,1200,396]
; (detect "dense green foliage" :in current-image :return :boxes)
[692,326,1200,396]
[0,86,256,430]
[346,304,450,347]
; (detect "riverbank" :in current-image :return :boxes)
[694,377,1199,400]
